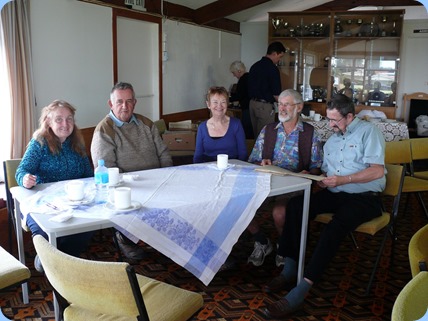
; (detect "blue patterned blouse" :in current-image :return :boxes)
[16,138,94,187]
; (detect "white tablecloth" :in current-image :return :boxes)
[20,163,271,285]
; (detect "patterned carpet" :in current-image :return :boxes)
[1,192,427,321]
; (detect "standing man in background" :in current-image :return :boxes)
[248,41,286,137]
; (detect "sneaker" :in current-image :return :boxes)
[34,254,44,273]
[115,232,146,260]
[248,240,273,266]
[275,254,285,267]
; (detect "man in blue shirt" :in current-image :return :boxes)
[248,42,286,137]
[264,94,386,318]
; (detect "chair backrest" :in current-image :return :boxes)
[382,164,405,221]
[32,235,149,320]
[409,224,428,278]
[385,140,412,165]
[402,92,428,130]
[391,271,428,321]
[410,137,428,161]
[3,159,21,217]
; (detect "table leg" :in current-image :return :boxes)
[14,200,29,304]
[297,185,311,283]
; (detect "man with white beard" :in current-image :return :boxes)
[246,89,323,268]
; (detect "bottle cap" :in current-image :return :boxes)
[98,159,105,166]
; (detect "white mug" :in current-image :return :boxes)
[114,187,131,209]
[314,113,322,121]
[65,180,85,201]
[309,110,315,118]
[108,167,120,186]
[217,154,229,170]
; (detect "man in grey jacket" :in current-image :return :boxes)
[91,81,172,259]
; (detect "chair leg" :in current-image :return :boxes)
[350,232,359,249]
[416,192,428,221]
[7,209,16,253]
[365,228,390,296]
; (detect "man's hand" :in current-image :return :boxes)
[260,159,272,166]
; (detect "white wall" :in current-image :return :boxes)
[30,0,113,128]
[29,0,241,126]
[162,20,240,113]
[397,19,428,120]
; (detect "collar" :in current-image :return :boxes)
[274,119,303,133]
[108,110,138,127]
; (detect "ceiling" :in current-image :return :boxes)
[99,0,422,32]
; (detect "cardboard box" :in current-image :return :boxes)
[162,131,196,151]
[168,120,198,132]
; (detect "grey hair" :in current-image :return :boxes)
[278,89,303,104]
[229,61,246,73]
[110,82,135,100]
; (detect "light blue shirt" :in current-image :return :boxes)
[108,110,138,127]
[322,117,386,193]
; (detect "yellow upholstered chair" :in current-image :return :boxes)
[385,140,428,220]
[153,119,167,136]
[314,164,405,295]
[3,159,27,252]
[410,137,428,180]
[409,224,428,278]
[33,235,203,321]
[391,271,428,321]
[0,245,31,311]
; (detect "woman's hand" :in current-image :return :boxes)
[23,174,37,189]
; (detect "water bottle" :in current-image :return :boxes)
[94,159,109,203]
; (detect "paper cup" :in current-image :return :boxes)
[108,167,120,186]
[217,154,229,170]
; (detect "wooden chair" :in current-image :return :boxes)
[0,246,31,311]
[33,235,203,321]
[391,271,428,321]
[410,137,428,180]
[408,224,428,278]
[314,164,405,295]
[402,92,428,136]
[385,140,428,220]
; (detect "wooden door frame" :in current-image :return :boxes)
[112,8,163,117]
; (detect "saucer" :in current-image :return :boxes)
[104,200,142,212]
[62,196,93,206]
[208,164,235,171]
[108,179,123,187]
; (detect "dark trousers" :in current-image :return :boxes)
[27,214,94,257]
[280,188,382,283]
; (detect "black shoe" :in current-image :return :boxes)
[115,232,146,260]
[263,275,297,293]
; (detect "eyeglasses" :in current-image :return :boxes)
[278,102,299,108]
[326,116,345,126]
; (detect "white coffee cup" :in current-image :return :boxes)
[314,113,322,121]
[114,187,131,209]
[108,167,120,186]
[309,110,315,118]
[217,154,229,170]
[65,180,85,201]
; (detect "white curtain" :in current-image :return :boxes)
[0,0,35,171]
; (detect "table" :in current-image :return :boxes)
[12,160,311,318]
[305,119,410,142]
